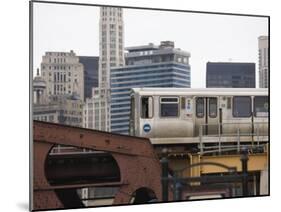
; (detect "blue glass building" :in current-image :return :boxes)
[78,56,99,99]
[206,62,256,88]
[110,41,191,134]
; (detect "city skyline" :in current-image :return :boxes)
[33,3,268,88]
[30,2,269,210]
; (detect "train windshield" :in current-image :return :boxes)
[129,95,135,135]
[141,96,153,118]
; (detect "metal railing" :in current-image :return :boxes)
[198,122,268,155]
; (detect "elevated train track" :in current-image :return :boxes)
[32,121,165,210]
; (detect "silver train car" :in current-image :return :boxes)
[129,88,268,145]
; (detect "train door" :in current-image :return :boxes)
[194,97,219,136]
[253,96,269,137]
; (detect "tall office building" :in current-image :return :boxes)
[85,7,124,132]
[78,56,99,99]
[258,36,269,88]
[40,50,84,100]
[110,41,191,135]
[206,62,256,88]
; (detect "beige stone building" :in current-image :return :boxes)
[33,95,83,127]
[258,36,269,88]
[84,7,124,132]
[40,50,84,100]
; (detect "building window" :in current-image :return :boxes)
[160,97,179,117]
[196,97,204,118]
[233,96,252,117]
[141,96,153,119]
[254,96,268,117]
[209,97,217,118]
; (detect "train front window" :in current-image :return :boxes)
[160,97,179,117]
[233,96,252,117]
[254,96,268,117]
[196,97,204,118]
[129,95,135,135]
[141,96,153,119]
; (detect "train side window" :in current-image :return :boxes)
[141,96,153,119]
[254,96,268,117]
[160,97,179,117]
[233,96,251,117]
[209,98,217,118]
[196,97,204,118]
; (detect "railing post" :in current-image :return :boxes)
[240,148,249,196]
[161,156,169,202]
[237,128,240,153]
[257,123,260,147]
[199,125,203,155]
[173,180,182,201]
[218,123,221,153]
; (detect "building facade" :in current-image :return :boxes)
[85,6,124,132]
[40,50,84,100]
[110,41,191,135]
[33,68,47,105]
[258,36,269,88]
[206,62,256,88]
[33,95,83,127]
[78,56,99,99]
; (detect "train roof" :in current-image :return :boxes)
[131,88,268,96]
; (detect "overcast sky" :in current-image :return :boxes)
[33,2,268,88]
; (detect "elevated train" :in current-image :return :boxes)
[129,88,268,147]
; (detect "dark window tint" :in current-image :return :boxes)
[181,97,186,109]
[209,98,217,118]
[227,97,232,109]
[141,97,153,118]
[254,96,268,117]
[160,97,179,117]
[233,96,252,117]
[196,97,204,118]
[129,96,135,135]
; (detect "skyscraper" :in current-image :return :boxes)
[78,56,99,99]
[40,50,84,100]
[258,36,269,88]
[110,41,191,134]
[206,62,256,88]
[85,7,124,132]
